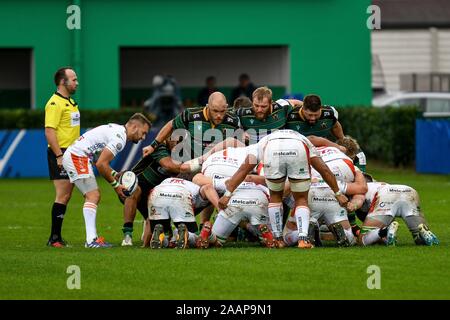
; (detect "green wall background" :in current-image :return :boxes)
[0,0,372,109]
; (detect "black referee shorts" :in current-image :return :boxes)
[47,148,69,180]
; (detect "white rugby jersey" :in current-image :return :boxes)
[67,124,127,163]
[365,182,385,203]
[316,146,353,163]
[202,147,248,179]
[214,178,270,198]
[246,129,319,162]
[156,178,209,209]
[312,146,357,182]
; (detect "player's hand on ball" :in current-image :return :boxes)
[142,145,154,157]
[114,184,127,199]
[218,196,231,210]
[115,171,124,182]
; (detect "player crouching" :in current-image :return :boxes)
[143,178,210,249]
[197,180,272,248]
[354,180,439,247]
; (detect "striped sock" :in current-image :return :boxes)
[83,202,98,244]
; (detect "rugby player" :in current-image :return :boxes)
[236,86,302,143]
[119,136,196,246]
[142,92,240,160]
[283,170,368,247]
[62,113,150,248]
[144,177,213,249]
[218,129,348,249]
[354,179,439,246]
[286,94,343,140]
[192,146,272,248]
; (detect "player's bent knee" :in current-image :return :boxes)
[74,176,98,196]
[85,189,101,204]
[289,179,310,192]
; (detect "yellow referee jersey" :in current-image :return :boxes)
[44,92,80,148]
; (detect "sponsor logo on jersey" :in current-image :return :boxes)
[87,142,106,154]
[272,150,298,156]
[159,192,183,199]
[193,114,201,119]
[250,119,254,124]
[168,178,185,184]
[312,197,337,202]
[230,198,258,205]
[321,123,327,129]
[388,188,411,193]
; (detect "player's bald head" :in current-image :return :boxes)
[208,91,227,106]
[207,92,228,125]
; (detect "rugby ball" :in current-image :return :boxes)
[120,171,138,197]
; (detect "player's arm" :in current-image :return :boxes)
[45,102,64,166]
[200,184,220,209]
[331,121,344,140]
[339,171,368,195]
[286,99,303,107]
[307,135,346,153]
[142,120,174,157]
[203,137,245,159]
[346,193,365,212]
[346,193,365,236]
[244,174,266,185]
[310,156,348,207]
[218,154,257,209]
[159,156,182,174]
[96,148,126,197]
[192,173,213,186]
[182,137,246,173]
[45,127,64,166]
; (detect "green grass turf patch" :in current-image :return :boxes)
[0,164,449,299]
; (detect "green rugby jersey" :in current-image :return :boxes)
[236,99,293,142]
[354,149,367,172]
[286,105,339,140]
[173,106,240,158]
[132,144,174,187]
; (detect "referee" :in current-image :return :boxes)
[45,67,80,247]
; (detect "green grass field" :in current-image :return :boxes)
[1,163,449,300]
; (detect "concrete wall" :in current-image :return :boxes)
[0,0,372,109]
